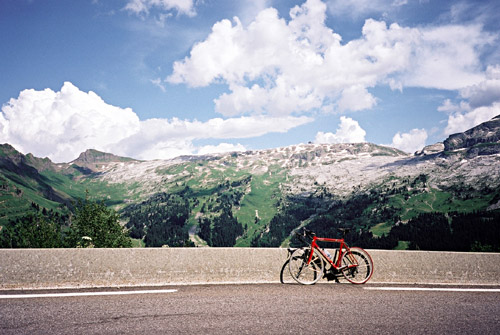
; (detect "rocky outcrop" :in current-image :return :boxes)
[443,115,500,153]
[415,142,444,156]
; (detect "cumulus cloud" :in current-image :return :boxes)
[338,85,378,112]
[0,82,312,162]
[391,128,428,153]
[441,65,500,135]
[0,82,140,163]
[314,116,366,144]
[124,0,196,17]
[167,0,493,117]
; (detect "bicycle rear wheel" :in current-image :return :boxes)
[341,247,373,284]
[288,247,324,285]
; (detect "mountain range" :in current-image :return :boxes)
[1,115,499,248]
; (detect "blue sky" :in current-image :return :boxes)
[1,0,499,162]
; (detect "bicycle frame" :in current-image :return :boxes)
[307,235,357,271]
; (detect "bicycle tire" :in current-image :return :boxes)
[288,247,324,285]
[341,247,373,284]
[280,258,290,284]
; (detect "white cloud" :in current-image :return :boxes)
[337,85,377,112]
[314,116,366,144]
[459,65,500,109]
[197,143,246,155]
[167,0,493,117]
[391,128,428,153]
[441,65,500,135]
[0,82,312,162]
[399,24,493,90]
[437,99,467,114]
[124,0,196,17]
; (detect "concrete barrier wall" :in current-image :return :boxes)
[1,248,499,289]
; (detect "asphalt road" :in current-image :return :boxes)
[1,283,500,335]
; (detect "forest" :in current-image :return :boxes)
[122,192,194,247]
[198,206,243,247]
[366,211,500,252]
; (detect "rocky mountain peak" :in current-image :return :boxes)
[0,143,24,162]
[71,149,135,165]
[443,115,500,156]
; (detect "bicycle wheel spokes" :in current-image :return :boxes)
[341,247,374,284]
[288,248,324,285]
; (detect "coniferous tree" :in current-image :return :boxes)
[0,212,63,248]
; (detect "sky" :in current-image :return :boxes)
[1,0,499,163]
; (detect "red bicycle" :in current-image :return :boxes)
[288,228,374,285]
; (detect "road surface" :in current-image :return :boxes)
[1,283,499,334]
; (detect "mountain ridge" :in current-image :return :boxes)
[1,114,500,247]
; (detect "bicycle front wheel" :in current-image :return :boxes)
[288,247,324,285]
[341,247,374,284]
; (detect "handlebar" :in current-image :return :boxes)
[293,227,351,242]
[294,228,314,237]
[293,228,315,244]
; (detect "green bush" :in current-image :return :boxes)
[66,197,132,248]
